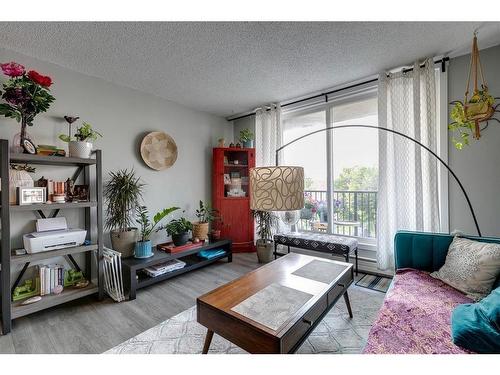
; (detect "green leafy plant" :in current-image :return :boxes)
[448,90,496,150]
[165,217,193,236]
[239,128,254,143]
[104,169,145,232]
[136,205,180,242]
[195,200,220,223]
[252,210,279,243]
[59,122,102,143]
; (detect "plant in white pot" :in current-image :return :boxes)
[59,122,102,158]
[252,210,279,263]
[135,205,179,258]
[104,169,144,258]
[192,200,219,241]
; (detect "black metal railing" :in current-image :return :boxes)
[299,190,377,238]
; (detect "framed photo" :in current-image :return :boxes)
[72,185,90,202]
[223,174,231,184]
[223,156,228,165]
[22,139,37,154]
[17,187,46,205]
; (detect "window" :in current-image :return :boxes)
[282,88,378,241]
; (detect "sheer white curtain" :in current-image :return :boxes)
[377,59,441,270]
[255,103,282,167]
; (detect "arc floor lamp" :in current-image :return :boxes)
[250,124,482,237]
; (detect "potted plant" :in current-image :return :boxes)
[104,169,144,258]
[135,205,180,258]
[239,128,254,148]
[59,121,102,158]
[192,200,219,240]
[252,210,279,263]
[165,217,193,246]
[0,61,55,153]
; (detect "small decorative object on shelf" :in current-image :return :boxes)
[449,33,500,149]
[21,296,42,306]
[22,139,37,154]
[165,217,193,246]
[140,131,178,171]
[239,128,254,148]
[229,142,234,148]
[218,138,225,147]
[0,61,55,153]
[36,144,65,157]
[72,185,89,202]
[17,186,46,205]
[235,142,242,148]
[63,115,79,142]
[7,164,35,204]
[64,269,85,287]
[157,240,203,254]
[105,169,145,258]
[12,279,40,302]
[135,205,180,258]
[59,121,102,158]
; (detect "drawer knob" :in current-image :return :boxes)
[303,318,313,326]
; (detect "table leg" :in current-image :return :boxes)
[129,271,137,301]
[343,291,353,319]
[355,248,359,276]
[274,242,278,259]
[202,329,214,354]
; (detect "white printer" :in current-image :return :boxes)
[23,217,87,254]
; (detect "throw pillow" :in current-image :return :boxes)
[451,286,500,353]
[430,236,500,301]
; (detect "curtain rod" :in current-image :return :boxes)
[227,57,449,122]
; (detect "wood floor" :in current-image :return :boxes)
[0,253,261,354]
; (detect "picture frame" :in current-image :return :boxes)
[72,185,90,202]
[17,187,46,205]
[22,139,37,154]
[223,174,231,184]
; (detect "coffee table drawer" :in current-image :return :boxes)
[281,295,328,353]
[327,270,352,305]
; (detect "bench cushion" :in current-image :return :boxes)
[274,232,358,256]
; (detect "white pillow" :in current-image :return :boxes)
[430,237,500,301]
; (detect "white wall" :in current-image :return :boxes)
[0,47,233,278]
[448,45,500,237]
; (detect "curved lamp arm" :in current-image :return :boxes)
[275,124,482,237]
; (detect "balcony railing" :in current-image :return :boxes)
[299,190,377,238]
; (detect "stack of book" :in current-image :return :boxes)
[38,264,64,295]
[36,144,66,157]
[143,259,186,278]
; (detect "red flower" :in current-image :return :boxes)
[1,61,25,77]
[27,70,52,87]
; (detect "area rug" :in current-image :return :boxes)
[355,274,392,293]
[105,284,385,354]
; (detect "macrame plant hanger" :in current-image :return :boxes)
[464,32,494,139]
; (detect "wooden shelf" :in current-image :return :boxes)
[11,245,98,265]
[224,164,248,168]
[9,153,96,166]
[7,201,97,211]
[11,282,98,319]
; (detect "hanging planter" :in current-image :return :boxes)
[449,33,500,149]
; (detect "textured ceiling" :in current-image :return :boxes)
[0,22,500,117]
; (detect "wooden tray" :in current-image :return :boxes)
[157,241,204,254]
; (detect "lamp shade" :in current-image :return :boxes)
[250,166,304,211]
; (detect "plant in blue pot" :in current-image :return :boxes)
[135,205,179,258]
[165,217,193,246]
[239,128,254,148]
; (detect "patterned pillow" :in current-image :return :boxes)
[430,237,500,301]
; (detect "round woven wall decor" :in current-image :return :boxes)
[140,131,178,171]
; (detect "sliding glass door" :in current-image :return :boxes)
[282,89,378,241]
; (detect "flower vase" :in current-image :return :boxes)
[11,118,34,154]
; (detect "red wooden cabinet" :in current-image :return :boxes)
[212,147,255,253]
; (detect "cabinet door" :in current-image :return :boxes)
[220,199,251,244]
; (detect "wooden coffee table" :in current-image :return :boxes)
[197,253,353,354]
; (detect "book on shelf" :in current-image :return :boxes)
[39,264,64,295]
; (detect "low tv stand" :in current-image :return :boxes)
[121,239,232,300]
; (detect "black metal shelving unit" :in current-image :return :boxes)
[0,139,104,334]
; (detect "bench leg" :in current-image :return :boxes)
[274,242,278,259]
[355,248,359,276]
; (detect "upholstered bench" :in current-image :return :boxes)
[273,232,359,274]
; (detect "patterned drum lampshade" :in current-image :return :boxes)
[250,166,305,211]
